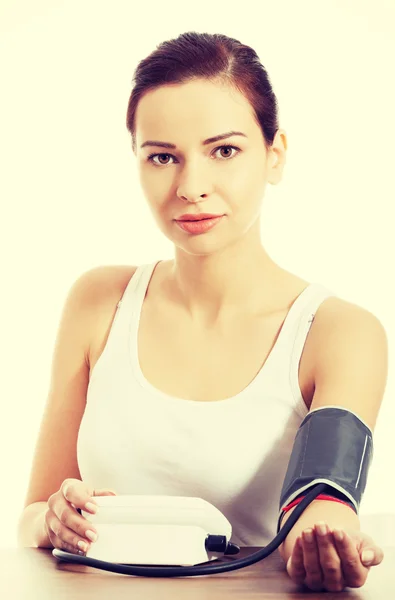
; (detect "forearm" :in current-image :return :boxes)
[278,500,360,564]
[17,502,53,549]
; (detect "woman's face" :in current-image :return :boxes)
[134,78,286,253]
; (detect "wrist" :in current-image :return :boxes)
[278,499,360,564]
[17,502,53,548]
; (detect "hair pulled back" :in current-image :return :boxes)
[126,31,280,153]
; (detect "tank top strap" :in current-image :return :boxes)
[116,260,160,311]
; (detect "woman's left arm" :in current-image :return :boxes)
[278,301,388,591]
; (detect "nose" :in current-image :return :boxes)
[179,191,207,203]
[176,161,212,203]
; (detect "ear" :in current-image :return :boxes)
[266,129,287,184]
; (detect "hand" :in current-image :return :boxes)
[286,521,384,592]
[44,478,117,555]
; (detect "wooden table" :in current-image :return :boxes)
[1,545,394,598]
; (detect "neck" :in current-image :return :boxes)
[164,231,285,327]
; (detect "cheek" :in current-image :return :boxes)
[227,174,266,211]
[138,169,156,194]
[138,171,169,207]
[226,161,264,192]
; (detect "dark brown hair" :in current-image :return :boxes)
[126,31,280,154]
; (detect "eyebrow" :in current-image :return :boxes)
[140,130,248,149]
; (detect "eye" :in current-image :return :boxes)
[146,144,241,166]
[214,145,240,160]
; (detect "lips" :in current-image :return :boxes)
[175,215,224,234]
[181,218,209,222]
[176,213,223,221]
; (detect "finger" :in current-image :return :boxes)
[61,479,99,521]
[314,523,345,592]
[49,486,99,543]
[92,488,117,496]
[62,480,99,511]
[333,529,368,588]
[52,533,86,555]
[287,536,306,582]
[360,546,385,567]
[45,510,92,555]
[301,528,324,591]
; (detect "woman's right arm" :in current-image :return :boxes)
[16,268,102,548]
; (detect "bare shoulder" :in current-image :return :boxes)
[80,264,139,307]
[309,294,387,384]
[313,295,385,330]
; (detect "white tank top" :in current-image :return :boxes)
[77,260,336,547]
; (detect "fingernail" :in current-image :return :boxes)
[94,489,117,496]
[333,528,344,542]
[303,528,314,542]
[85,502,98,513]
[362,550,374,564]
[315,522,327,536]
[86,530,98,542]
[77,540,88,552]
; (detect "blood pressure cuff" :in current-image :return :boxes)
[277,406,373,534]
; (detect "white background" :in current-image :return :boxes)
[1,0,394,549]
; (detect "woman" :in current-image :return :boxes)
[18,31,386,592]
